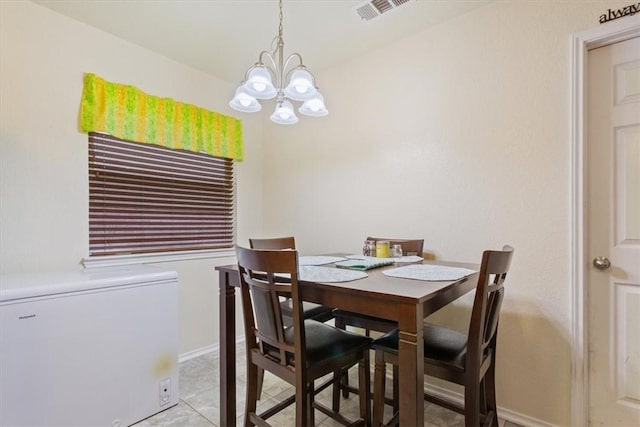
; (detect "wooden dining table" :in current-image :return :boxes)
[216,257,479,426]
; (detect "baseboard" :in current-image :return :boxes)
[179,343,218,363]
[496,405,557,427]
[178,336,245,363]
[421,381,558,427]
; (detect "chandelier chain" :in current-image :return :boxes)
[278,0,284,42]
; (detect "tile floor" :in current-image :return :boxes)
[134,343,524,427]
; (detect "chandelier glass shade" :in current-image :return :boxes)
[270,99,299,125]
[229,87,262,112]
[299,93,328,117]
[229,0,328,125]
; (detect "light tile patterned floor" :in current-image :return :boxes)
[134,343,524,427]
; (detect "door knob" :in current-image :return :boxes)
[593,256,611,271]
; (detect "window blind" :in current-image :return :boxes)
[89,132,234,256]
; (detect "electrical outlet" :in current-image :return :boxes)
[159,378,171,406]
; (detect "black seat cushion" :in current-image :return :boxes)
[283,319,372,367]
[372,322,467,370]
[281,299,334,320]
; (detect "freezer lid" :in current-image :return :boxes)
[0,264,178,302]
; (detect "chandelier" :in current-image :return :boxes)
[229,0,328,125]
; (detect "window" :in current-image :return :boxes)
[88,132,234,256]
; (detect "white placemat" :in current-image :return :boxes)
[299,266,367,282]
[299,255,347,266]
[383,265,477,281]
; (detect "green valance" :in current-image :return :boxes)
[80,73,243,161]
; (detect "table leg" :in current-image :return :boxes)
[219,270,236,427]
[397,304,424,426]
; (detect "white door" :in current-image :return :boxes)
[587,35,640,426]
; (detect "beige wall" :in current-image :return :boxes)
[0,1,264,354]
[260,1,632,425]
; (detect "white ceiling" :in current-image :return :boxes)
[32,0,491,84]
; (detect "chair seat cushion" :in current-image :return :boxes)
[284,319,372,367]
[280,299,334,321]
[372,322,467,370]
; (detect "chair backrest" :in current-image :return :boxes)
[235,245,305,369]
[366,237,424,256]
[249,236,296,250]
[466,245,514,374]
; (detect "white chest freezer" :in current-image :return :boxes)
[0,265,180,427]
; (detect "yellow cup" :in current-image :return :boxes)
[376,241,390,258]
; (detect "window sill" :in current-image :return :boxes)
[82,248,236,269]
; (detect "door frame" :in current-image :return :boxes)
[570,17,640,427]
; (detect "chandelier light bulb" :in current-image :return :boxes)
[253,82,266,92]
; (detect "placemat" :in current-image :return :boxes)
[299,255,347,266]
[382,265,477,281]
[299,266,367,282]
[276,266,368,282]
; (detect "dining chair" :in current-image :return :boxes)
[371,245,514,427]
[332,237,424,402]
[248,237,336,401]
[249,237,335,324]
[235,245,372,427]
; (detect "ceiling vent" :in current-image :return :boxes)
[355,0,414,22]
